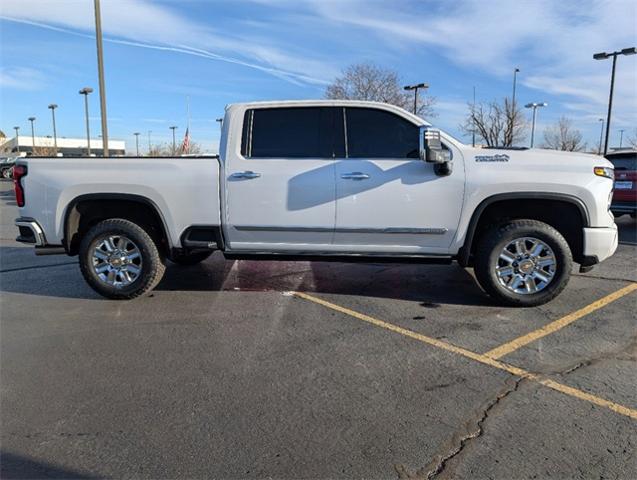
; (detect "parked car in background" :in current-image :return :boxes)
[13,100,618,306]
[606,149,637,218]
[0,157,17,179]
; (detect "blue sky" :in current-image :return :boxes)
[1,0,635,153]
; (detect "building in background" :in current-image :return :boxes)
[0,136,125,157]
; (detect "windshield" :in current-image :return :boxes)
[606,153,637,171]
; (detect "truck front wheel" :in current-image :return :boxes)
[79,219,166,299]
[474,219,572,307]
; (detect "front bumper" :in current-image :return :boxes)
[582,224,618,264]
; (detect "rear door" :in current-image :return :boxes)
[333,107,465,254]
[224,106,343,251]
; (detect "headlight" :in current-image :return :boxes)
[594,166,614,179]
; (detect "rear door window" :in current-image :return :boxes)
[607,153,637,171]
[242,107,343,158]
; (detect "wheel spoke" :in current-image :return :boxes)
[95,264,110,274]
[530,241,544,257]
[537,255,556,268]
[126,264,141,276]
[121,271,133,284]
[127,251,140,261]
[94,250,109,261]
[499,250,516,263]
[106,269,117,284]
[104,236,116,252]
[508,275,523,290]
[524,276,538,293]
[514,239,526,255]
[496,266,514,278]
[532,270,551,283]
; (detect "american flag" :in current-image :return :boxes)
[180,127,190,154]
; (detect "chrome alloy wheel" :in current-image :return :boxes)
[91,235,142,288]
[495,237,557,295]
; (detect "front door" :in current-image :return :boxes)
[224,106,343,251]
[333,107,465,255]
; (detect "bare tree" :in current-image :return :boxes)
[541,117,586,152]
[325,62,436,119]
[460,98,526,147]
[147,141,202,156]
[626,128,637,149]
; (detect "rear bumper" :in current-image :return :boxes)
[582,225,618,264]
[15,217,46,246]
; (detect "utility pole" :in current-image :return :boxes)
[133,132,140,156]
[94,0,109,156]
[48,104,58,156]
[13,126,20,154]
[619,129,625,148]
[148,130,152,154]
[170,126,178,155]
[403,83,428,115]
[79,87,93,156]
[511,67,520,110]
[594,47,636,155]
[598,118,605,155]
[28,117,36,151]
[472,86,476,147]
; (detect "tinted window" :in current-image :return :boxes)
[606,153,637,171]
[346,108,419,158]
[244,107,342,158]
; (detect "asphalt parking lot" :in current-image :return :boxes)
[1,180,636,479]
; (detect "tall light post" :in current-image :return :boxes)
[133,132,140,156]
[593,47,636,155]
[598,118,605,155]
[13,126,20,154]
[403,83,428,115]
[512,67,520,110]
[169,126,178,155]
[619,129,625,149]
[147,130,152,154]
[79,87,93,156]
[28,117,36,151]
[94,0,109,157]
[524,102,547,148]
[48,104,58,156]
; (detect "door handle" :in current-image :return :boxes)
[230,171,261,179]
[341,172,370,180]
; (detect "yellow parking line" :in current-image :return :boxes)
[292,291,637,421]
[484,283,637,360]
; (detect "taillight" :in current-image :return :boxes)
[13,165,27,207]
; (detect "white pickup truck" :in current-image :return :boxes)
[14,100,618,306]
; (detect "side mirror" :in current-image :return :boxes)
[419,128,450,164]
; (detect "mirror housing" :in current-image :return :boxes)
[420,127,451,164]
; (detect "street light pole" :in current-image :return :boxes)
[133,132,140,156]
[94,0,109,157]
[48,104,58,156]
[619,129,625,148]
[13,126,20,154]
[79,87,94,156]
[594,47,636,155]
[170,126,177,155]
[148,130,152,154]
[512,67,520,110]
[28,117,36,151]
[403,83,428,115]
[524,102,547,148]
[598,118,605,155]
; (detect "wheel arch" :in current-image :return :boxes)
[63,193,171,256]
[458,192,590,267]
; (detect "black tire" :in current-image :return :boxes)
[474,219,572,307]
[79,218,166,299]
[170,251,212,266]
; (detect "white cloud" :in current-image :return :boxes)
[0,0,335,86]
[0,66,46,90]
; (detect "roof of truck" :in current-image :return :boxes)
[226,99,431,126]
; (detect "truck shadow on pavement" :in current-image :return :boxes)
[0,451,96,479]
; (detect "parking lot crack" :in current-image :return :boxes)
[395,377,523,480]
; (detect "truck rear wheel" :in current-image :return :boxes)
[474,219,572,307]
[79,219,166,299]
